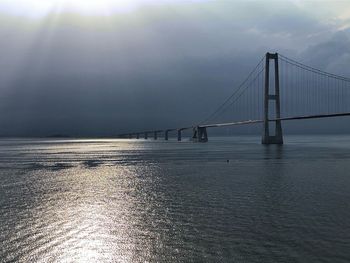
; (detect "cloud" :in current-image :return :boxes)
[1,0,350,136]
[299,30,350,75]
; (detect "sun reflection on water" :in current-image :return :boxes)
[7,140,162,262]
[50,165,140,262]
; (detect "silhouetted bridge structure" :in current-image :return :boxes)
[119,53,350,144]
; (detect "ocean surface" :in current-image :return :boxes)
[0,136,350,263]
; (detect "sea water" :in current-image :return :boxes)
[0,136,349,262]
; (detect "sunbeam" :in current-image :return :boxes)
[0,0,152,17]
[1,0,207,17]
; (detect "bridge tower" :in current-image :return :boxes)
[262,53,283,145]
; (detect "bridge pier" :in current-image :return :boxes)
[165,130,169,140]
[177,129,182,141]
[144,132,148,140]
[192,126,208,142]
[177,128,188,141]
[154,131,158,140]
[262,52,283,145]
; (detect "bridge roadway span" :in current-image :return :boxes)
[118,112,350,143]
[119,53,350,144]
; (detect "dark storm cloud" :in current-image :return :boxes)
[301,30,350,75]
[0,1,350,136]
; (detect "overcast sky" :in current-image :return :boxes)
[1,0,350,136]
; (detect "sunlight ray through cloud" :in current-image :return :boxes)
[0,0,204,17]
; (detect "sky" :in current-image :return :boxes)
[1,0,350,136]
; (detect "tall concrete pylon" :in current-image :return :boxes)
[262,52,283,145]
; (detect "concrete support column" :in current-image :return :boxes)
[193,126,208,142]
[177,129,182,141]
[262,52,283,145]
[200,127,208,142]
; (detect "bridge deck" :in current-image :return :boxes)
[199,112,350,129]
[119,112,350,138]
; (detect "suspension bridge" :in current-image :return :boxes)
[118,52,350,144]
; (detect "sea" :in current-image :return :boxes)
[0,136,349,262]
